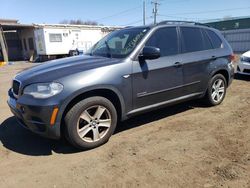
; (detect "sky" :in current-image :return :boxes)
[0,0,250,26]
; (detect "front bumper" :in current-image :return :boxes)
[7,90,61,139]
[237,61,250,75]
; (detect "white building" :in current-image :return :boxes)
[0,19,121,62]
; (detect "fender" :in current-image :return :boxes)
[56,84,126,124]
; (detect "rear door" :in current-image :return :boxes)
[178,26,215,95]
[132,27,184,109]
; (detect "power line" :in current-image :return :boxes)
[164,7,250,16]
[121,16,151,26]
[158,14,198,21]
[94,6,141,21]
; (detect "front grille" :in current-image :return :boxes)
[12,80,20,96]
[243,69,250,73]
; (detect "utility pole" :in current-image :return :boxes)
[143,0,146,25]
[151,0,160,24]
[0,26,8,63]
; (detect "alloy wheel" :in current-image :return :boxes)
[211,78,225,103]
[77,105,112,143]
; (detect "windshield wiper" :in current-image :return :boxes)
[105,41,112,58]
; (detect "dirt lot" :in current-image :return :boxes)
[0,62,249,188]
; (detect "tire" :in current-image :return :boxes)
[65,96,117,150]
[69,50,79,56]
[204,74,227,106]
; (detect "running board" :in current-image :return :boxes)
[127,92,203,116]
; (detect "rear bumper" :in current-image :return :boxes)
[7,90,61,139]
[228,62,235,86]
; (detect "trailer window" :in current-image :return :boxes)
[23,38,27,51]
[28,38,34,50]
[49,34,62,42]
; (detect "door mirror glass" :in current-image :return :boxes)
[139,46,160,60]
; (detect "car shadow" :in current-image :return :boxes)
[0,100,205,156]
[115,100,205,133]
[234,74,250,81]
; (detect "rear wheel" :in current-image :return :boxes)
[65,96,117,149]
[204,74,227,106]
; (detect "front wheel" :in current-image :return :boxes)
[204,74,227,106]
[65,96,117,150]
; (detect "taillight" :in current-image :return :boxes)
[230,54,236,62]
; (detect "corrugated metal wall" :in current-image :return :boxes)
[221,28,250,53]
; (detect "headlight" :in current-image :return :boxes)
[23,82,63,99]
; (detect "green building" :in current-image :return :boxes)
[206,17,250,31]
[206,17,250,52]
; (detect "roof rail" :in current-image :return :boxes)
[157,20,211,27]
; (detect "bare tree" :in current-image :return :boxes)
[59,19,99,25]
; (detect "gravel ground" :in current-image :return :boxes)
[0,61,249,188]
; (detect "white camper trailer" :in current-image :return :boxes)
[33,24,119,60]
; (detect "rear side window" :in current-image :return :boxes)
[145,27,178,57]
[205,29,223,49]
[180,27,204,53]
[201,29,213,50]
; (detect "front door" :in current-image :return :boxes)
[132,27,184,110]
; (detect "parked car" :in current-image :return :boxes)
[8,21,235,149]
[237,50,250,75]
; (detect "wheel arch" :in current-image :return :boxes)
[59,87,125,136]
[211,69,229,87]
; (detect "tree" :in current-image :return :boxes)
[59,19,99,25]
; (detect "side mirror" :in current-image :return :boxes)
[139,46,160,60]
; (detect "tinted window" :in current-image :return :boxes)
[202,29,213,50]
[181,27,204,53]
[206,29,223,49]
[146,27,178,57]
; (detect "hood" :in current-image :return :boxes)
[15,55,122,84]
[242,50,250,57]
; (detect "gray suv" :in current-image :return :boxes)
[8,21,234,149]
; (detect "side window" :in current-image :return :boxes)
[205,29,223,49]
[180,27,204,53]
[201,29,213,50]
[145,27,178,57]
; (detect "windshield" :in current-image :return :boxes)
[86,27,150,58]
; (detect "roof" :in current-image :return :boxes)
[125,20,213,30]
[0,19,18,24]
[33,23,121,30]
[0,23,34,30]
[0,22,122,31]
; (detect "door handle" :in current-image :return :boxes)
[174,62,182,68]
